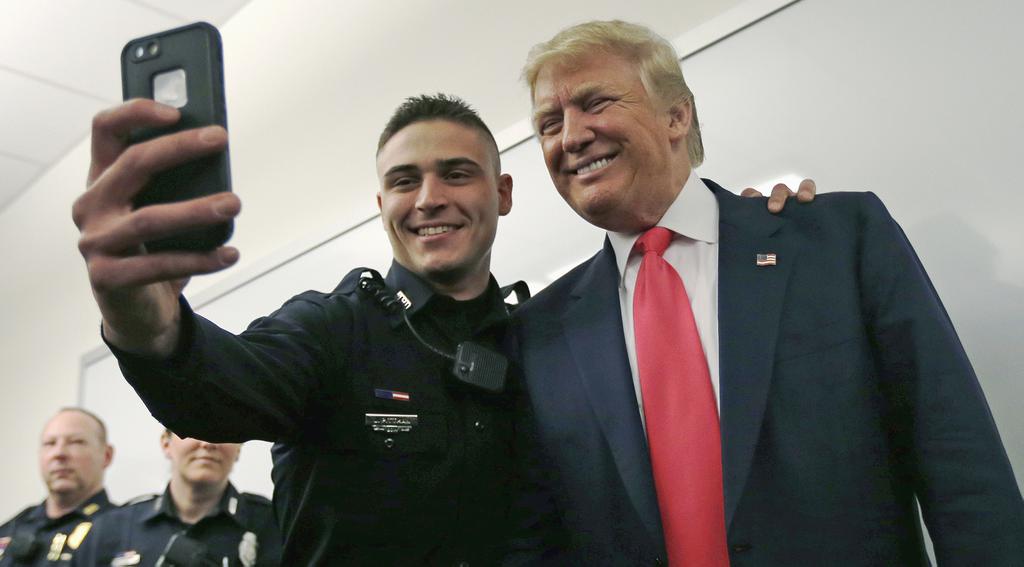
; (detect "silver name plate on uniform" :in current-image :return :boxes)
[365,413,419,433]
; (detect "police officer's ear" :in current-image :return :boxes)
[160,429,173,459]
[103,443,114,469]
[497,174,513,217]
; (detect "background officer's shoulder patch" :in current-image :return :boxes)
[122,494,159,507]
[239,493,272,508]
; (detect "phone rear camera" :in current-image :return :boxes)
[134,45,145,59]
[148,42,160,56]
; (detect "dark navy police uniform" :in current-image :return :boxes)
[0,490,111,566]
[72,483,281,566]
[108,263,552,565]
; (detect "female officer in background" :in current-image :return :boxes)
[73,431,281,566]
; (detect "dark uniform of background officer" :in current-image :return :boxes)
[72,94,559,565]
[73,429,280,567]
[0,409,113,566]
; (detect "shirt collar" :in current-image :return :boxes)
[607,170,719,283]
[30,489,111,525]
[144,483,241,525]
[383,260,508,331]
[384,260,438,321]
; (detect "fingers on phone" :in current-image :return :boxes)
[92,99,180,139]
[90,127,227,204]
[740,187,763,197]
[86,247,238,291]
[90,100,181,181]
[79,193,238,256]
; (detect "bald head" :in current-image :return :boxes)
[51,407,108,444]
[38,408,113,513]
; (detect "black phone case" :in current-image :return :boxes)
[121,22,232,251]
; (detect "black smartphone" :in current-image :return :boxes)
[121,22,232,252]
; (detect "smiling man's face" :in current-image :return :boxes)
[163,431,240,487]
[532,51,690,233]
[376,119,512,298]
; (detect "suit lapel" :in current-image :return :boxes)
[561,239,664,542]
[710,181,800,529]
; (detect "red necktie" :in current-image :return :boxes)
[632,226,729,566]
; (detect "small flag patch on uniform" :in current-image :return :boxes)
[756,253,777,266]
[375,388,411,402]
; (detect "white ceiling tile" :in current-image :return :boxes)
[0,0,182,101]
[0,68,109,163]
[0,154,43,212]
[130,0,252,26]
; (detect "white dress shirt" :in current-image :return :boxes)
[607,170,720,431]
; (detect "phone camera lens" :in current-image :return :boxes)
[134,45,145,59]
[148,42,160,56]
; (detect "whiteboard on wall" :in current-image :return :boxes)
[81,0,1022,510]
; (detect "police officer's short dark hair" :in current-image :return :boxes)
[377,94,501,171]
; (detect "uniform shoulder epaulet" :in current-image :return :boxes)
[122,493,159,507]
[239,493,272,508]
[500,280,531,312]
[337,267,376,294]
[2,504,38,527]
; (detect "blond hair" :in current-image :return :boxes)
[522,20,704,167]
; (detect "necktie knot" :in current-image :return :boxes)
[635,226,672,257]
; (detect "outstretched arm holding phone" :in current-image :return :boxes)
[72,99,239,358]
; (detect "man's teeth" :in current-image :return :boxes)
[577,157,613,175]
[418,226,454,236]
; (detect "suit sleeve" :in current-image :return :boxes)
[111,293,350,443]
[857,192,1024,562]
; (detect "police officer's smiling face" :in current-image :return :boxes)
[377,120,512,299]
[162,432,241,487]
[38,410,111,502]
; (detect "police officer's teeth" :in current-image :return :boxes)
[418,226,453,236]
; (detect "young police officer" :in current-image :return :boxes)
[73,430,281,566]
[0,409,113,566]
[73,95,554,565]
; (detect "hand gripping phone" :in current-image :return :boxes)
[121,22,232,251]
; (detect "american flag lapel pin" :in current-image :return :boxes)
[375,388,411,402]
[756,253,777,266]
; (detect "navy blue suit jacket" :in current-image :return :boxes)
[513,181,1024,565]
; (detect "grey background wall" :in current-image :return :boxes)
[4,0,1022,544]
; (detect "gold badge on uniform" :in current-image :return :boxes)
[83,503,101,516]
[47,533,68,561]
[67,522,92,550]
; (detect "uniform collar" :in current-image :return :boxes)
[607,170,720,284]
[29,489,111,526]
[144,483,242,526]
[383,260,508,332]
